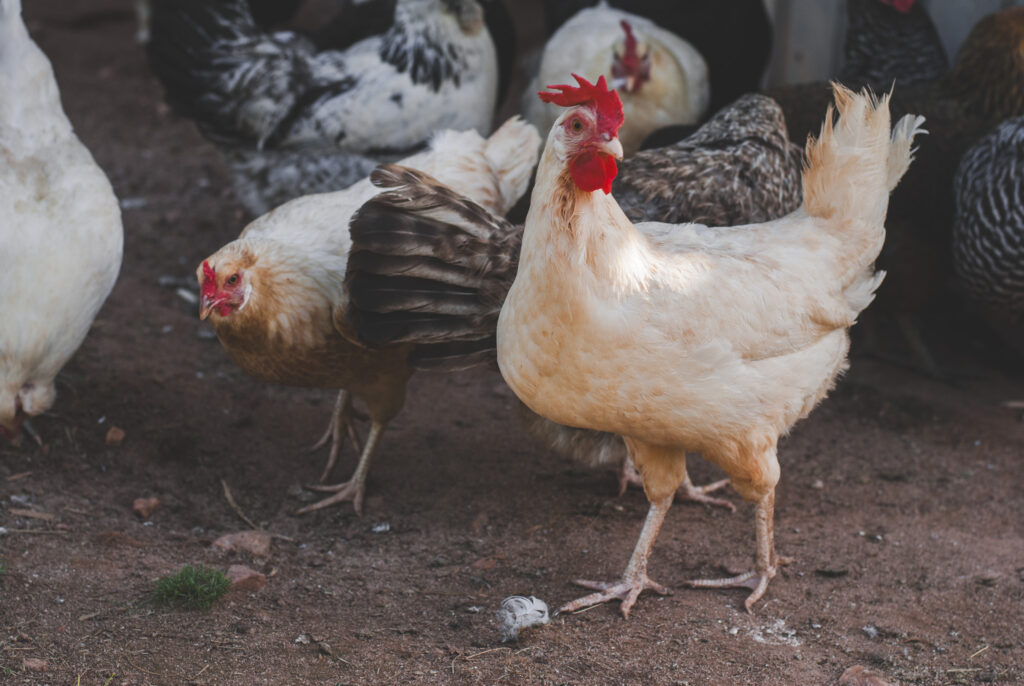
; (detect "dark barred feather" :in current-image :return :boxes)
[345,164,520,370]
[953,116,1024,353]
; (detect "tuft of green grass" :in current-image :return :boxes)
[152,565,230,610]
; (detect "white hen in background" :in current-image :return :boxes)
[0,0,123,440]
[523,3,709,155]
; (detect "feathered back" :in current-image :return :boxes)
[613,94,803,226]
[345,165,521,370]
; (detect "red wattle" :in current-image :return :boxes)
[569,150,618,194]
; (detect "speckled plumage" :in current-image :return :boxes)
[614,94,803,226]
[953,116,1024,352]
[147,0,498,215]
[840,0,948,91]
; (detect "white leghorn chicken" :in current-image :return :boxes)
[0,0,123,441]
[498,75,923,615]
[198,117,540,514]
[524,3,708,156]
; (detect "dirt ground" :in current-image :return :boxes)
[3,1,1024,684]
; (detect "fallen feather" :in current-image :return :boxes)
[496,595,550,642]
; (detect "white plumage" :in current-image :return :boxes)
[523,3,709,155]
[0,0,123,437]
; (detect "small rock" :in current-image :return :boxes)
[862,625,880,639]
[839,665,895,686]
[105,426,126,447]
[811,479,825,489]
[212,530,272,556]
[371,522,390,533]
[132,497,160,519]
[226,564,266,592]
[294,633,311,645]
[23,657,48,672]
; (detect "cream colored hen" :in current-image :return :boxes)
[498,77,923,615]
[523,3,708,156]
[0,0,123,441]
[198,116,540,514]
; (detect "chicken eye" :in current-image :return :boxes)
[570,118,583,132]
[226,274,240,286]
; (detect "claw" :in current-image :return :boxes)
[296,479,365,516]
[561,574,670,619]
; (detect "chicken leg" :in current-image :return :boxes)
[617,456,735,511]
[297,420,385,516]
[309,390,364,482]
[684,490,792,611]
[559,494,673,619]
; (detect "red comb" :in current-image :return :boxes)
[880,0,915,12]
[201,260,218,298]
[538,73,624,136]
[620,20,638,60]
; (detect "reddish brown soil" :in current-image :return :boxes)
[2,2,1023,684]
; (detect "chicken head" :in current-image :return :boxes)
[539,73,625,194]
[611,20,651,94]
[198,258,250,320]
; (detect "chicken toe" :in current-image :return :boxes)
[561,574,669,619]
[297,420,384,516]
[685,490,789,611]
[559,495,673,619]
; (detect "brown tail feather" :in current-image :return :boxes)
[345,165,523,370]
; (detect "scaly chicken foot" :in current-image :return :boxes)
[309,390,364,482]
[617,457,735,511]
[559,494,673,619]
[685,490,791,612]
[297,420,384,516]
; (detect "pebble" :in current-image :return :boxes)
[105,426,126,447]
[227,565,267,592]
[23,657,48,672]
[839,665,895,686]
[132,497,159,519]
[213,530,272,556]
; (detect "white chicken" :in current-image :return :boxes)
[0,0,123,440]
[524,3,709,156]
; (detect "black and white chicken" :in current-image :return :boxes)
[147,0,500,215]
[953,116,1024,355]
